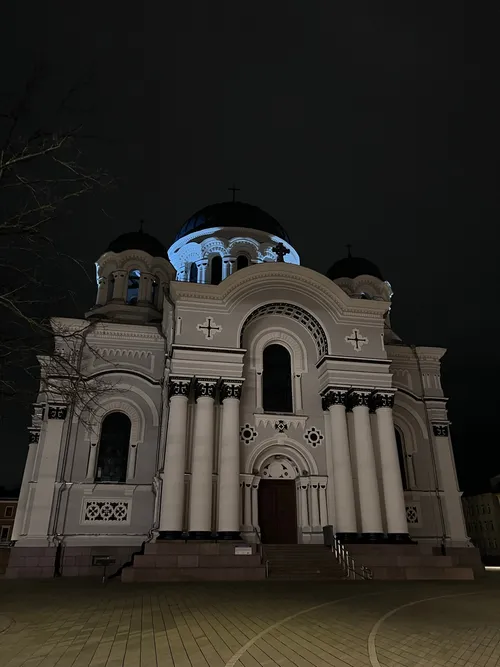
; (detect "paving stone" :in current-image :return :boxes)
[0,576,499,666]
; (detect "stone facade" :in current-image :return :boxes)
[6,204,475,578]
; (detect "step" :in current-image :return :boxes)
[122,566,266,583]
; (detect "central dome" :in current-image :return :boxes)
[174,201,291,243]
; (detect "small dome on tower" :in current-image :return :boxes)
[327,252,384,281]
[174,201,291,243]
[107,227,169,259]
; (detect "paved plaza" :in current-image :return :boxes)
[1,575,500,667]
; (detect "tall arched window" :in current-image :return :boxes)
[262,344,293,413]
[189,262,198,283]
[107,275,115,301]
[210,256,222,285]
[151,278,159,306]
[395,428,408,490]
[237,254,249,271]
[95,412,131,483]
[126,269,140,304]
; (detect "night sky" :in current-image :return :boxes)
[1,3,498,494]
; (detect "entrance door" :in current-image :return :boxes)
[258,479,297,544]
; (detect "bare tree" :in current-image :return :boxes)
[0,67,114,412]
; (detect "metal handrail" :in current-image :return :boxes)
[253,527,270,578]
[331,537,373,580]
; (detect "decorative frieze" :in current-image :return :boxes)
[82,499,131,524]
[220,380,243,401]
[168,377,191,398]
[254,414,308,430]
[433,423,449,437]
[194,378,218,400]
[47,405,68,420]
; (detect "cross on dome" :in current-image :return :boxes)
[272,242,290,263]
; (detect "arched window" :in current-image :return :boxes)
[95,412,131,483]
[210,256,222,285]
[262,344,293,413]
[237,254,249,271]
[126,269,140,304]
[151,278,159,306]
[107,275,115,301]
[189,262,198,283]
[395,428,408,490]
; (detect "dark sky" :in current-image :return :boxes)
[1,2,498,493]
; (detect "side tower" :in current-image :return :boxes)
[8,227,176,578]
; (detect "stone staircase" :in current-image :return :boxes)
[122,541,266,582]
[264,544,348,580]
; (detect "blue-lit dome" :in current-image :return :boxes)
[174,201,291,243]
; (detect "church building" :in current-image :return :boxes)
[7,200,480,580]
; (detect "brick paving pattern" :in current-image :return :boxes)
[0,576,499,666]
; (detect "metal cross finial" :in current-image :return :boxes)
[139,219,144,233]
[346,243,352,258]
[272,242,290,263]
[228,184,240,203]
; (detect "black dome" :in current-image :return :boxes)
[174,201,291,243]
[327,256,384,281]
[107,231,169,259]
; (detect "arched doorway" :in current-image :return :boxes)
[257,457,298,544]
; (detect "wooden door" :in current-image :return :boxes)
[258,480,297,544]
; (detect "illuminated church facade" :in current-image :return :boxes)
[8,201,474,578]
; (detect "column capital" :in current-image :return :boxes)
[168,377,191,399]
[346,390,373,410]
[321,388,349,410]
[47,404,68,420]
[371,391,396,411]
[220,379,244,402]
[432,423,449,437]
[194,378,218,400]
[28,429,40,444]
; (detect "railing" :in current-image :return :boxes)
[331,536,373,580]
[253,527,270,578]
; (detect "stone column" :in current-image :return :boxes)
[255,371,264,413]
[309,480,320,530]
[433,422,470,547]
[188,378,217,538]
[251,477,260,533]
[294,374,303,413]
[196,259,209,284]
[298,478,310,530]
[126,442,138,481]
[11,434,39,541]
[318,478,328,528]
[158,378,191,539]
[96,277,107,305]
[242,477,253,531]
[322,389,358,541]
[222,256,236,279]
[111,270,127,301]
[25,404,68,542]
[350,390,384,540]
[373,392,410,542]
[217,380,243,539]
[86,441,98,480]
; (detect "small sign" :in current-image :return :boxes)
[92,556,116,567]
[234,545,253,556]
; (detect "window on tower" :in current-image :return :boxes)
[189,262,198,283]
[236,254,249,271]
[95,412,131,483]
[262,344,293,413]
[126,269,140,304]
[210,255,222,285]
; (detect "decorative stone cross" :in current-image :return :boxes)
[228,184,240,203]
[345,328,368,351]
[196,317,222,340]
[272,242,290,263]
